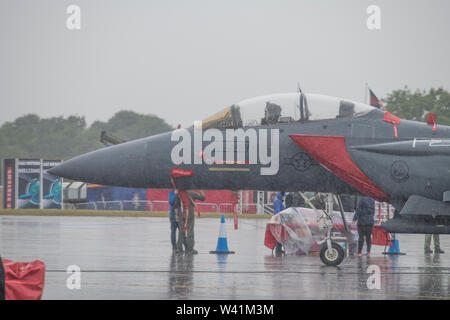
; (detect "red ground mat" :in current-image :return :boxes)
[371,225,391,246]
[1,259,45,300]
[264,224,289,249]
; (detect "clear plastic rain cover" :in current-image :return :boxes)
[267,207,357,255]
[268,207,315,255]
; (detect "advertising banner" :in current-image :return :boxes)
[17,159,42,209]
[2,159,17,209]
[42,160,63,209]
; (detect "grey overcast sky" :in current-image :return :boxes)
[0,0,449,128]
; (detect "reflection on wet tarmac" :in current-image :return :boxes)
[1,216,450,299]
[168,253,194,299]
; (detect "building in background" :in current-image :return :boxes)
[2,159,63,209]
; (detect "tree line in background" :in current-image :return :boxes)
[0,110,173,178]
[0,87,449,182]
[384,87,450,125]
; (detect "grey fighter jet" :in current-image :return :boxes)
[50,92,450,263]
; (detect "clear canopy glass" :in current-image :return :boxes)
[202,93,375,129]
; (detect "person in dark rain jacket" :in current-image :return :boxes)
[352,196,375,256]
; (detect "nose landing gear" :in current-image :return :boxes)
[320,241,345,266]
[298,192,348,266]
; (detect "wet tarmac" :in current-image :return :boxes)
[1,215,450,300]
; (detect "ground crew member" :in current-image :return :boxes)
[285,192,305,208]
[168,189,180,252]
[424,234,444,254]
[273,192,285,215]
[352,196,375,256]
[175,190,206,254]
[273,192,286,255]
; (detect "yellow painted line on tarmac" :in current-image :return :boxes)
[208,168,250,172]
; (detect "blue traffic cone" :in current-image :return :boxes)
[210,215,235,254]
[388,239,403,254]
[383,237,406,255]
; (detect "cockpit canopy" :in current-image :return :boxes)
[202,93,375,129]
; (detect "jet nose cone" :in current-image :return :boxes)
[47,162,73,179]
[49,147,124,184]
[48,131,173,188]
[47,164,65,178]
[46,138,154,187]
[47,157,89,181]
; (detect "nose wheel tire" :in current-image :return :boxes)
[320,242,345,266]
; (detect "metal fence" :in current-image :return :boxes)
[63,200,266,214]
[196,202,219,213]
[63,198,395,219]
[151,200,170,212]
[122,200,151,211]
[239,203,258,214]
[375,201,395,225]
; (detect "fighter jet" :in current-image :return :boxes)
[50,92,450,264]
